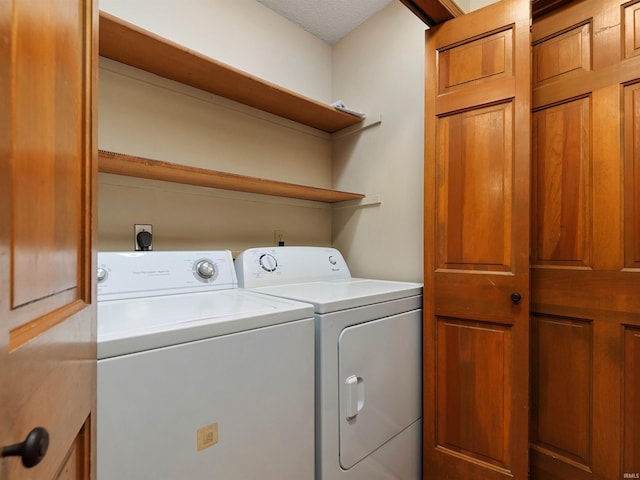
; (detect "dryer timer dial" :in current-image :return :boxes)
[259,254,277,272]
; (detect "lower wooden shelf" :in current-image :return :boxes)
[98,150,365,203]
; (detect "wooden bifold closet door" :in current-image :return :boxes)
[423,0,531,478]
[424,0,640,479]
[531,0,640,478]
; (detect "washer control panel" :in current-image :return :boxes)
[97,250,236,301]
[235,246,352,288]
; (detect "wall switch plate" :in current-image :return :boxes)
[134,224,153,251]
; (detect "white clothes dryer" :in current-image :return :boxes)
[235,246,423,480]
[96,250,315,480]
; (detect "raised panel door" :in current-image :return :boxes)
[531,1,640,478]
[0,0,97,478]
[424,1,531,478]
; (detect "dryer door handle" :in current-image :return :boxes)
[345,375,365,420]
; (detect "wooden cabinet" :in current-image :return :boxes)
[98,11,365,203]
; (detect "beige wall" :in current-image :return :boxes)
[468,0,501,11]
[99,0,333,102]
[98,57,333,254]
[98,0,426,282]
[332,2,426,282]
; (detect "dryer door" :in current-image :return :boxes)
[338,309,422,469]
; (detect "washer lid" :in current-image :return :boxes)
[251,278,423,314]
[97,289,314,359]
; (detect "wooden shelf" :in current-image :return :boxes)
[97,14,366,202]
[99,11,364,133]
[98,150,365,203]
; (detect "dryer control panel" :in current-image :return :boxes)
[235,246,351,288]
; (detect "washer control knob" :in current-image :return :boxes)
[97,268,107,283]
[259,254,277,272]
[196,260,216,279]
[328,255,337,265]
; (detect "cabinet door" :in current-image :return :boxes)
[423,0,531,478]
[531,1,640,478]
[0,0,97,478]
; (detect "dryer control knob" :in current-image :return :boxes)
[196,260,216,279]
[259,254,277,272]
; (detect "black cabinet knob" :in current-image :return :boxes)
[1,427,49,468]
[511,292,522,304]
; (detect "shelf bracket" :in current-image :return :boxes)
[331,114,382,139]
[332,194,382,210]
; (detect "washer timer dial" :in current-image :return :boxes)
[259,253,277,272]
[194,259,217,281]
[97,267,107,283]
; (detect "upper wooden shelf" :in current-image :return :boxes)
[99,11,364,133]
[98,150,365,203]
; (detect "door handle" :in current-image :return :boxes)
[511,292,522,304]
[345,375,365,420]
[1,427,49,468]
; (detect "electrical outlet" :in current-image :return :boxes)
[134,224,153,251]
[274,230,285,246]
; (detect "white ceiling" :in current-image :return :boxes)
[256,0,394,44]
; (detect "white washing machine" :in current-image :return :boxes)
[96,250,315,480]
[235,246,423,480]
